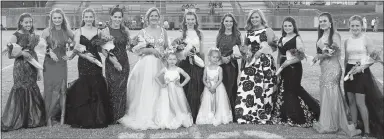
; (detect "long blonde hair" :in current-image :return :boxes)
[81,8,96,27]
[244,9,269,31]
[48,8,71,31]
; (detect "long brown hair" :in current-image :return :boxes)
[317,12,335,47]
[217,13,241,38]
[81,8,96,27]
[17,13,34,34]
[109,6,129,41]
[281,16,299,37]
[181,11,202,41]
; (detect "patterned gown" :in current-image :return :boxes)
[272,35,320,127]
[1,32,46,132]
[105,27,130,123]
[235,28,277,124]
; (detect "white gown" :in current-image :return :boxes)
[196,66,233,126]
[154,67,193,129]
[118,28,165,130]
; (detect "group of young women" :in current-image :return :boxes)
[1,6,383,138]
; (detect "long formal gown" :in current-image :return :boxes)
[216,33,240,122]
[65,31,112,128]
[272,35,320,127]
[154,67,193,129]
[118,28,165,130]
[105,27,130,123]
[343,35,384,138]
[43,29,69,122]
[196,66,233,126]
[1,32,46,132]
[312,35,361,136]
[178,29,204,123]
[235,28,277,124]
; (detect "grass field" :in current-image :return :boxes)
[1,30,383,138]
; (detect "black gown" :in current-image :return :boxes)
[272,35,320,127]
[105,27,129,123]
[65,32,112,128]
[216,33,241,122]
[1,32,46,132]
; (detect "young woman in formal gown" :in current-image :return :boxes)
[1,13,46,132]
[312,12,361,137]
[118,7,168,130]
[272,16,320,127]
[65,8,112,129]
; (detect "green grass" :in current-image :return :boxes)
[1,30,383,138]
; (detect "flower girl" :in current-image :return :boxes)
[154,51,193,129]
[196,48,233,126]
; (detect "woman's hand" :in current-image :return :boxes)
[37,70,43,81]
[114,62,123,71]
[49,51,59,62]
[350,66,365,75]
[62,55,69,61]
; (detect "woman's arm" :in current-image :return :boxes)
[344,39,349,69]
[7,35,18,59]
[178,67,191,86]
[202,68,209,87]
[163,28,169,50]
[198,32,205,60]
[360,35,377,69]
[282,36,305,67]
[266,28,278,52]
[155,68,166,87]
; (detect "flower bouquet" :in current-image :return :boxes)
[130,35,154,55]
[275,48,306,75]
[73,43,102,67]
[344,53,378,81]
[322,43,339,57]
[172,37,204,67]
[188,45,205,68]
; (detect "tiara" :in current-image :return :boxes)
[209,47,220,51]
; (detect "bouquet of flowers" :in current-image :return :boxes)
[171,37,187,53]
[73,42,102,67]
[130,35,152,55]
[92,35,115,54]
[322,43,339,57]
[344,52,381,81]
[2,34,45,70]
[276,48,306,75]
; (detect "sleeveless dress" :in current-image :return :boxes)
[312,35,361,136]
[119,28,165,130]
[1,32,46,132]
[235,28,277,124]
[272,35,320,127]
[216,33,240,122]
[43,29,69,121]
[178,29,204,123]
[105,27,130,123]
[65,30,112,128]
[196,66,233,126]
[154,67,193,129]
[344,35,384,138]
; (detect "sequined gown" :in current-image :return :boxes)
[119,28,165,130]
[105,27,129,123]
[235,28,277,124]
[43,29,69,122]
[272,35,320,127]
[313,35,361,136]
[65,32,112,128]
[216,33,240,122]
[1,32,46,132]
